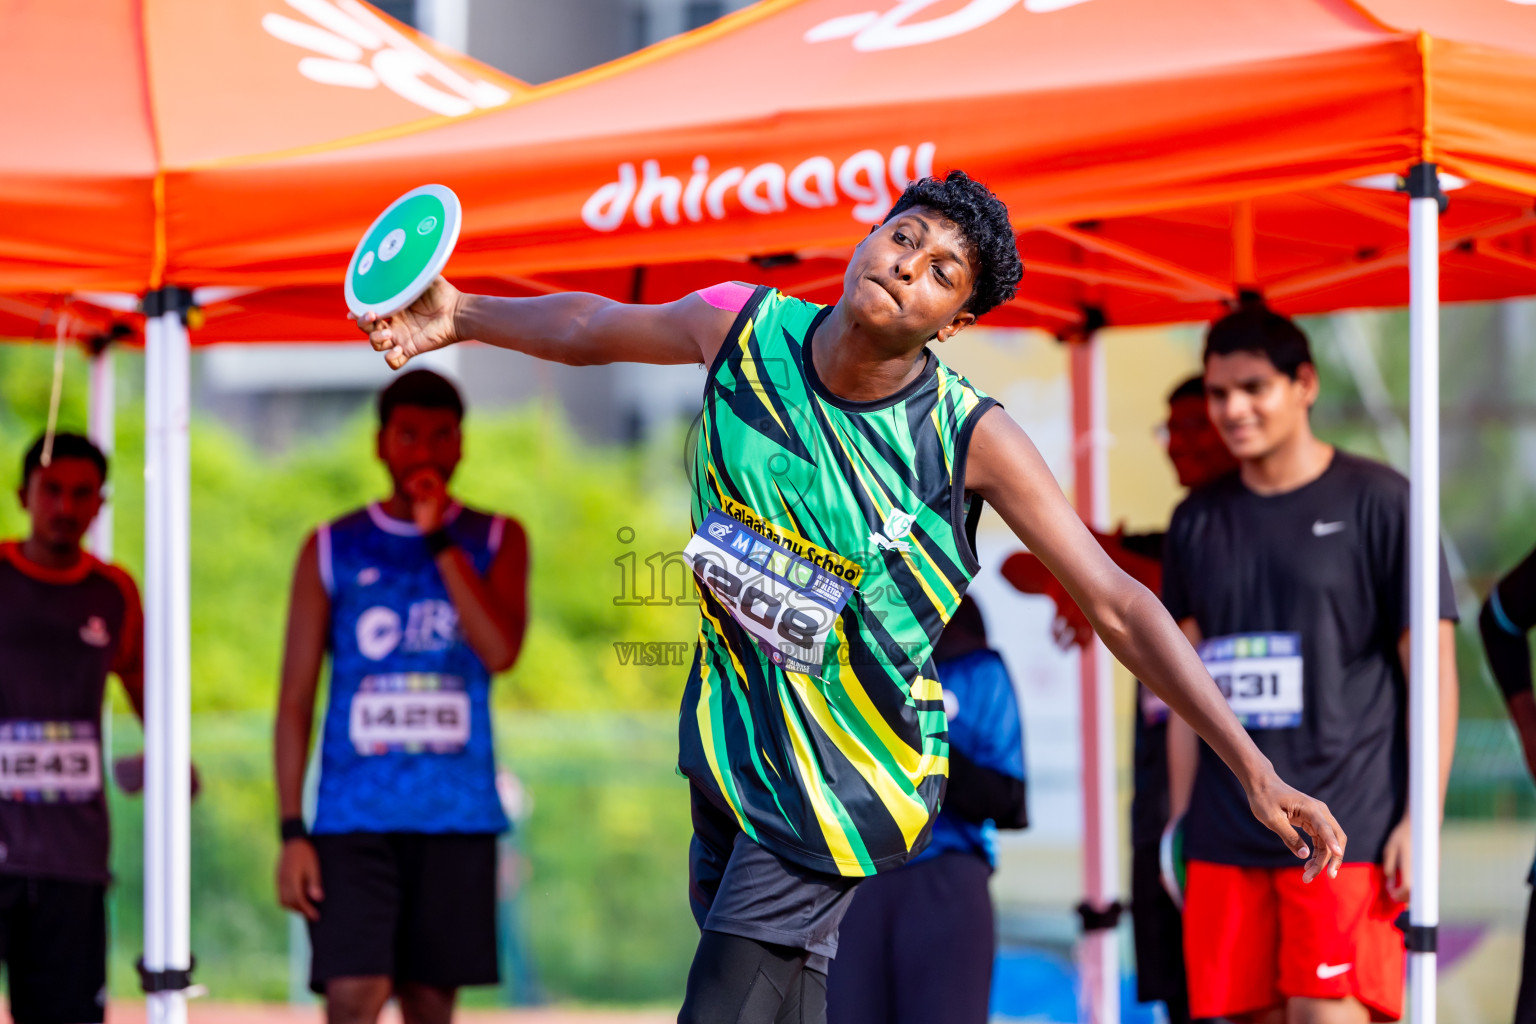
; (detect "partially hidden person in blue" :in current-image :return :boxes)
[825,593,1027,1024]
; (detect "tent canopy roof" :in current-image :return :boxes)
[176,0,1536,341]
[9,0,1536,342]
[0,0,523,295]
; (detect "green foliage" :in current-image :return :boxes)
[0,345,699,714]
[1302,309,1536,722]
[101,712,695,1006]
[495,714,695,1004]
[106,717,293,1002]
[9,300,1536,1007]
[0,344,701,1005]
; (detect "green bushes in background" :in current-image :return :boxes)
[0,343,702,1004]
[103,712,696,1005]
[3,311,1535,1007]
[0,344,700,714]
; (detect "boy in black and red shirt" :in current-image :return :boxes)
[1164,307,1459,1024]
[0,433,144,1024]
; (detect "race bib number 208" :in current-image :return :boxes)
[1198,632,1304,730]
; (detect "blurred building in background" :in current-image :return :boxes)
[198,0,755,450]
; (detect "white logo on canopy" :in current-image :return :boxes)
[582,144,936,231]
[262,0,511,117]
[806,0,1096,50]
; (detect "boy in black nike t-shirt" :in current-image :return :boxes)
[1164,307,1458,1024]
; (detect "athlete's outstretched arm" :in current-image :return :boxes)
[964,407,1346,880]
[360,278,737,370]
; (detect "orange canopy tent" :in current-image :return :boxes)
[0,0,521,295]
[0,4,521,1018]
[153,15,1533,1017]
[147,5,1524,1021]
[0,1,1520,1018]
[139,0,1536,345]
[14,0,1536,343]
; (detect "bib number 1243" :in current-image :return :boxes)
[0,721,102,801]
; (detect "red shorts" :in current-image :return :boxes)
[1183,860,1406,1021]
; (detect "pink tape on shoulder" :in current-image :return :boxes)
[697,281,754,313]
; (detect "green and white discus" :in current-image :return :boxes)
[344,184,461,319]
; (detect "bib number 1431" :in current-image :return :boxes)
[1198,632,1304,729]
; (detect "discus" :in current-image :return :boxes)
[1159,815,1187,910]
[344,184,461,319]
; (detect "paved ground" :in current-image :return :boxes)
[106,1004,673,1024]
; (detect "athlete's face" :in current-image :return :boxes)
[19,457,103,553]
[1164,394,1237,489]
[1203,351,1319,462]
[377,405,462,490]
[843,207,977,348]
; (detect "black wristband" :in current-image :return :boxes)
[424,528,454,557]
[279,817,307,843]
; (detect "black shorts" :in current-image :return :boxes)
[688,784,859,975]
[308,832,499,993]
[0,875,107,1024]
[827,851,995,1024]
[1131,840,1188,1006]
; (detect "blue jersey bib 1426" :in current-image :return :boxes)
[312,503,509,835]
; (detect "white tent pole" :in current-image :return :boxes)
[143,290,193,1024]
[143,308,167,1003]
[1406,163,1441,1024]
[1071,334,1120,1024]
[87,344,114,560]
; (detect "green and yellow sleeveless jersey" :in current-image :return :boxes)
[679,284,998,877]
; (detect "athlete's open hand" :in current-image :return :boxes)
[277,837,324,921]
[1246,774,1347,883]
[360,277,463,370]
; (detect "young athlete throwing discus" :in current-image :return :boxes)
[359,172,1346,1024]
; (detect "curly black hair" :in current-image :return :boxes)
[882,170,1023,318]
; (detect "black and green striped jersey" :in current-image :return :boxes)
[679,284,998,877]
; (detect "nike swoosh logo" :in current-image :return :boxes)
[1312,520,1347,537]
[1316,962,1353,980]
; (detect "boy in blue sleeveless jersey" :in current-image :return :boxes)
[274,371,528,1024]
